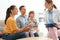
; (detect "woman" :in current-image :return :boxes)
[44,0,60,40]
[26,11,39,37]
[3,5,33,40]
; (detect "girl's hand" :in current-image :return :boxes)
[27,23,34,28]
[54,23,58,27]
[56,23,60,26]
[57,24,60,26]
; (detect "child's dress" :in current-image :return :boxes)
[26,18,38,37]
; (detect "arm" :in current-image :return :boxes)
[53,10,60,27]
[16,18,21,28]
[16,18,33,32]
[7,18,33,33]
[34,19,39,31]
[6,19,19,33]
[34,24,38,31]
[17,23,33,33]
[56,10,60,26]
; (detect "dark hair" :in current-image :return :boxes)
[45,0,57,9]
[5,5,15,24]
[19,5,25,10]
[45,0,53,4]
[53,4,57,9]
[29,11,34,17]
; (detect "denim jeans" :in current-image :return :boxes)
[2,32,26,40]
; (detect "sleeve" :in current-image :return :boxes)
[34,19,38,25]
[16,18,21,28]
[57,10,60,22]
[6,19,18,33]
[43,10,47,23]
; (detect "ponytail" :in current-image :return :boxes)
[5,8,11,24]
[53,4,57,9]
[5,5,15,24]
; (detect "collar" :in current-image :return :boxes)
[20,15,26,18]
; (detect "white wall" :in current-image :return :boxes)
[0,0,44,20]
[0,0,60,20]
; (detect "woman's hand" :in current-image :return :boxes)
[17,23,34,33]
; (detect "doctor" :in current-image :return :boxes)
[44,0,60,40]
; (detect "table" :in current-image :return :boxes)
[18,37,53,40]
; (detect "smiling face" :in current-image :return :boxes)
[29,11,35,19]
[19,6,26,15]
[11,6,18,15]
[30,13,35,18]
[45,1,53,11]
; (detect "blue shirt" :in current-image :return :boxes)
[48,11,54,24]
[44,9,60,27]
[16,15,28,28]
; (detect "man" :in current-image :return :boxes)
[16,5,28,37]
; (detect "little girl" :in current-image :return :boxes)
[26,11,39,37]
